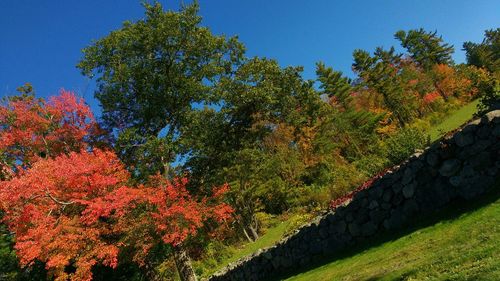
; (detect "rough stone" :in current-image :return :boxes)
[329,220,346,234]
[325,212,336,223]
[361,222,378,236]
[318,227,329,239]
[461,119,480,133]
[382,189,393,202]
[383,210,405,230]
[369,209,388,224]
[439,159,461,177]
[484,109,500,123]
[487,166,498,176]
[392,183,403,193]
[402,199,419,216]
[493,125,500,137]
[477,126,491,139]
[454,131,474,147]
[449,176,462,187]
[470,139,491,154]
[368,200,379,209]
[392,193,404,206]
[402,182,416,198]
[402,168,415,185]
[425,152,439,167]
[469,151,491,168]
[381,202,392,210]
[347,222,361,237]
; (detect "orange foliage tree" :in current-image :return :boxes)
[0,91,233,281]
[0,150,128,281]
[0,90,100,177]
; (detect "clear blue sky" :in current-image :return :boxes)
[1,0,499,114]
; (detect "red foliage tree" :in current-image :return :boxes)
[83,176,233,266]
[0,150,128,281]
[0,90,100,175]
[0,149,232,281]
[0,91,233,281]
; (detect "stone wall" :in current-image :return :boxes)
[208,110,500,281]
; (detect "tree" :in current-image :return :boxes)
[181,57,323,239]
[0,149,233,281]
[395,28,454,69]
[463,28,500,73]
[0,88,102,280]
[0,150,128,281]
[463,28,500,111]
[316,62,382,152]
[77,1,245,180]
[0,89,101,178]
[0,89,233,281]
[83,176,233,281]
[352,47,417,126]
[77,3,244,279]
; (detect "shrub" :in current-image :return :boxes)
[385,127,428,164]
[478,77,500,113]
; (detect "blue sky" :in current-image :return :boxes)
[1,0,499,115]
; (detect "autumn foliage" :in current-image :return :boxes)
[0,90,99,171]
[0,150,127,281]
[0,90,232,281]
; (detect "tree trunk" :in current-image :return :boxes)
[248,224,259,241]
[143,262,163,281]
[434,82,448,101]
[173,246,197,281]
[242,227,254,242]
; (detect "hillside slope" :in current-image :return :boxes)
[284,192,500,281]
[204,101,482,279]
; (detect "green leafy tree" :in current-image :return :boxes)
[316,62,383,143]
[463,28,500,73]
[182,57,322,239]
[78,2,244,281]
[78,1,245,181]
[352,47,417,126]
[464,28,500,111]
[395,28,454,69]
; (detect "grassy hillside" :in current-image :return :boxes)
[203,100,482,279]
[428,99,480,141]
[195,218,294,277]
[283,192,500,281]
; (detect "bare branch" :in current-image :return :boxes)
[44,189,74,205]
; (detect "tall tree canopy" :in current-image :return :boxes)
[0,89,100,179]
[395,28,454,69]
[463,28,500,73]
[0,90,233,281]
[77,2,245,179]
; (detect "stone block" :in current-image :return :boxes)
[439,159,461,177]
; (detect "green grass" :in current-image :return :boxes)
[223,220,291,266]
[428,99,479,141]
[196,218,297,278]
[282,195,500,281]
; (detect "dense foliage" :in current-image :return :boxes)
[0,91,231,281]
[1,2,498,281]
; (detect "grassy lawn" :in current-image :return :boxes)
[283,195,500,281]
[428,99,479,141]
[197,217,297,278]
[221,220,292,267]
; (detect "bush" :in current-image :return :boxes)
[385,127,428,164]
[478,77,500,113]
[353,154,388,177]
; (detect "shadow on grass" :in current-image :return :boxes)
[267,186,500,281]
